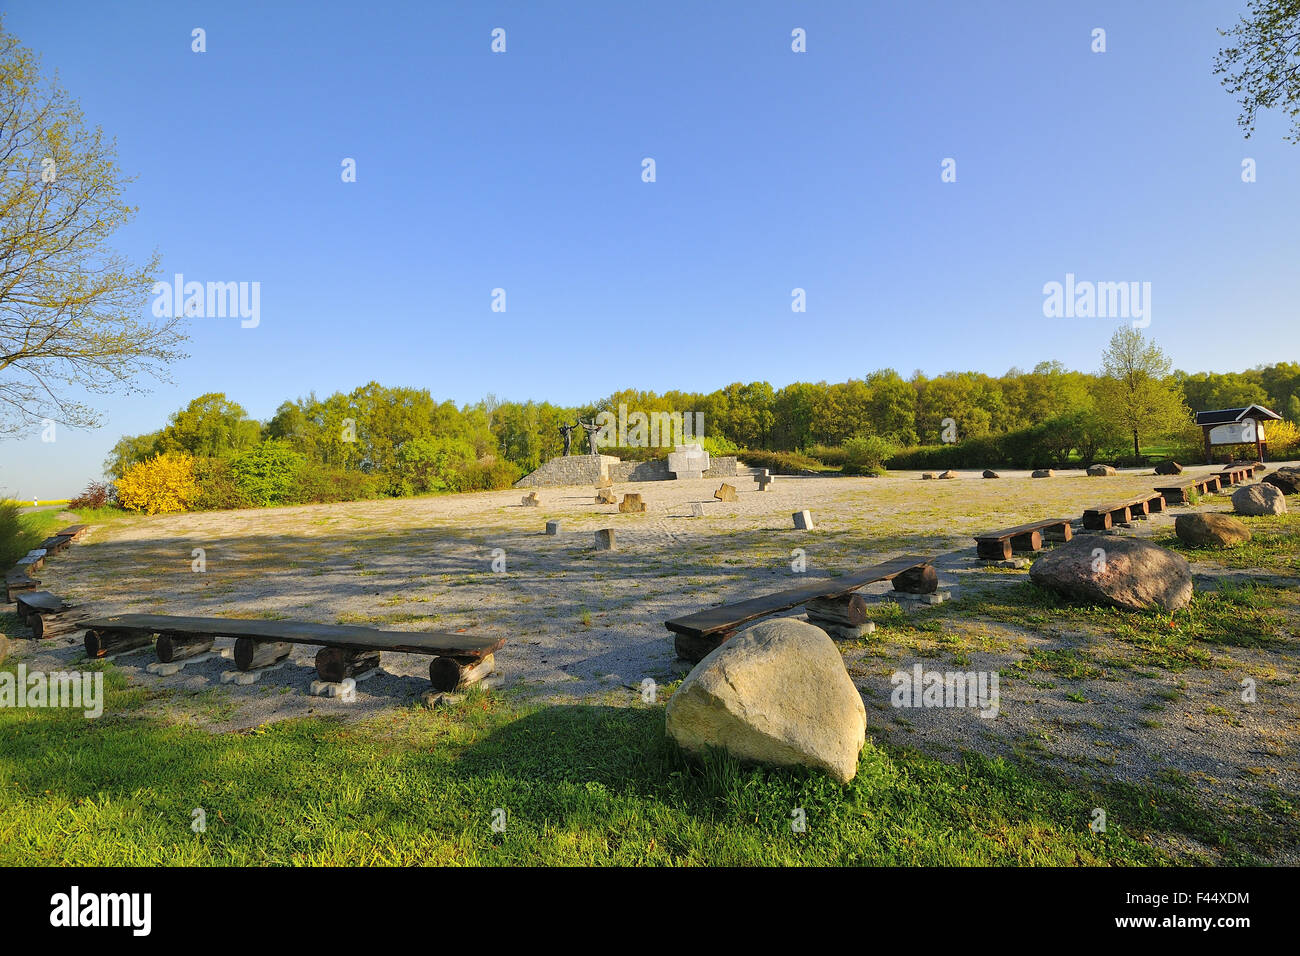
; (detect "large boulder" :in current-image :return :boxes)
[1087,464,1117,476]
[1175,513,1252,548]
[1232,482,1287,516]
[938,470,957,479]
[982,469,1000,479]
[1031,469,1054,478]
[665,619,866,784]
[1263,467,1300,495]
[1154,460,1183,476]
[1029,536,1192,611]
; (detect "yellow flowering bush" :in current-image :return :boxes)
[1266,419,1300,459]
[114,453,199,514]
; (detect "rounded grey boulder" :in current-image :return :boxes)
[1029,536,1192,611]
[665,618,866,783]
[1232,482,1287,516]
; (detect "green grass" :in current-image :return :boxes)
[905,579,1295,675]
[0,508,68,568]
[0,659,1282,865]
[1156,512,1300,574]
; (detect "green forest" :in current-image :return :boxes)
[95,330,1300,513]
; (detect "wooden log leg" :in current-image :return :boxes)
[234,638,292,671]
[85,628,153,659]
[976,539,1012,560]
[315,647,381,682]
[1149,496,1165,513]
[1009,530,1043,553]
[429,652,494,692]
[31,611,87,640]
[893,564,938,594]
[805,594,869,631]
[156,633,215,663]
[674,631,732,664]
[1082,513,1107,531]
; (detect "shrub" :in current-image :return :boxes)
[190,457,250,511]
[0,501,22,567]
[115,453,199,514]
[229,441,304,507]
[1266,419,1300,459]
[840,435,895,476]
[391,436,478,495]
[289,463,383,504]
[67,481,116,509]
[734,449,825,474]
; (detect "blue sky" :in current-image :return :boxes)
[3,0,1297,497]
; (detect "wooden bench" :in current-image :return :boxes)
[4,567,39,604]
[974,518,1073,560]
[58,524,89,541]
[1217,467,1250,487]
[1154,475,1221,505]
[1081,492,1166,531]
[39,534,74,556]
[77,614,505,691]
[665,555,932,663]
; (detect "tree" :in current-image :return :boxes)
[157,392,259,458]
[1097,328,1190,460]
[0,23,185,433]
[1215,0,1300,142]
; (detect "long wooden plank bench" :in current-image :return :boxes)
[665,555,933,663]
[974,518,1073,560]
[1082,492,1166,531]
[77,614,505,691]
[1154,475,1222,505]
[39,534,74,556]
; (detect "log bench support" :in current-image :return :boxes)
[974,519,1072,559]
[85,628,153,659]
[157,633,215,663]
[804,594,872,641]
[234,637,293,671]
[429,653,494,691]
[315,646,381,682]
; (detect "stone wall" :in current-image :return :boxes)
[609,459,672,482]
[514,454,620,487]
[517,453,755,487]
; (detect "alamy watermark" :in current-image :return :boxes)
[151,273,260,328]
[0,665,103,718]
[593,403,704,448]
[1042,273,1150,328]
[890,664,999,719]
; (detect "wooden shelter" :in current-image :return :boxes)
[1193,404,1281,463]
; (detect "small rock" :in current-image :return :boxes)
[982,469,999,479]
[595,528,616,550]
[1175,513,1252,548]
[618,493,646,513]
[793,510,815,530]
[1087,464,1117,476]
[922,472,938,480]
[521,492,540,507]
[1031,469,1054,478]
[938,470,957,479]
[595,488,617,504]
[1154,460,1183,476]
[545,520,563,534]
[714,483,737,502]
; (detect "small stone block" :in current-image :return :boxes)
[220,659,288,684]
[545,520,562,535]
[521,492,540,507]
[793,510,815,530]
[714,483,737,502]
[595,528,616,550]
[690,503,705,517]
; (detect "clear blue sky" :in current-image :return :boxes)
[3,0,1297,498]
